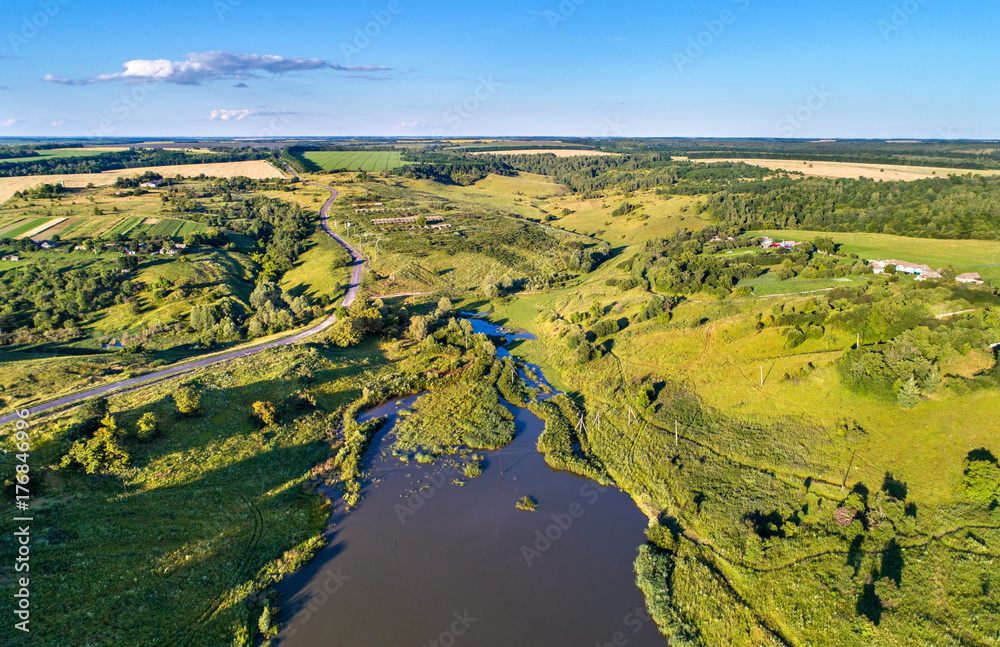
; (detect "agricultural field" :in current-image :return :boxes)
[299,150,405,172]
[0,160,288,203]
[472,149,620,157]
[698,157,1000,181]
[0,146,129,164]
[4,143,1000,647]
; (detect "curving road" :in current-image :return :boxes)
[0,175,365,426]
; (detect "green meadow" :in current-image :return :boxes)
[299,151,405,173]
[759,229,1000,281]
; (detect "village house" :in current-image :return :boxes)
[140,179,164,188]
[956,272,985,285]
[1,255,20,261]
[870,259,943,279]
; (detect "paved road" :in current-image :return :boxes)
[0,177,365,426]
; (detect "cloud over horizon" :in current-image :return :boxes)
[209,108,288,121]
[44,51,390,86]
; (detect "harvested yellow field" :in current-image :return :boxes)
[474,149,619,157]
[0,160,288,203]
[17,217,67,239]
[697,158,1000,181]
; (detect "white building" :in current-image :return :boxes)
[956,272,985,285]
[870,259,942,279]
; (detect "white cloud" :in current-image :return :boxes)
[0,119,19,127]
[210,109,256,121]
[51,120,67,126]
[209,108,288,121]
[45,51,391,86]
[393,121,419,130]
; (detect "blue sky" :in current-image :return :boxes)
[1,0,997,138]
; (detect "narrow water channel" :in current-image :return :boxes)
[274,322,666,646]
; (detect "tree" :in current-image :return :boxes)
[253,401,277,426]
[174,386,202,416]
[436,296,453,315]
[408,315,429,342]
[941,265,958,282]
[258,605,273,637]
[896,376,920,409]
[136,412,158,441]
[117,255,138,272]
[416,216,428,226]
[328,316,364,347]
[60,415,130,476]
[963,458,1000,505]
[250,281,283,309]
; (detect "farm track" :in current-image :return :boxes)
[0,176,365,425]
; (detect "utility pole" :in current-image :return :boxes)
[760,365,764,387]
[675,420,678,446]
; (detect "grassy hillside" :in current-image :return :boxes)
[759,229,1000,282]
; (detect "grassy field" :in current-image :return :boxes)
[0,342,389,645]
[549,190,708,243]
[299,151,405,173]
[398,172,570,220]
[279,225,353,304]
[759,229,1000,281]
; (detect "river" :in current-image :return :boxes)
[273,321,666,646]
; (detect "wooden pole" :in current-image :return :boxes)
[675,420,678,446]
[760,366,763,387]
